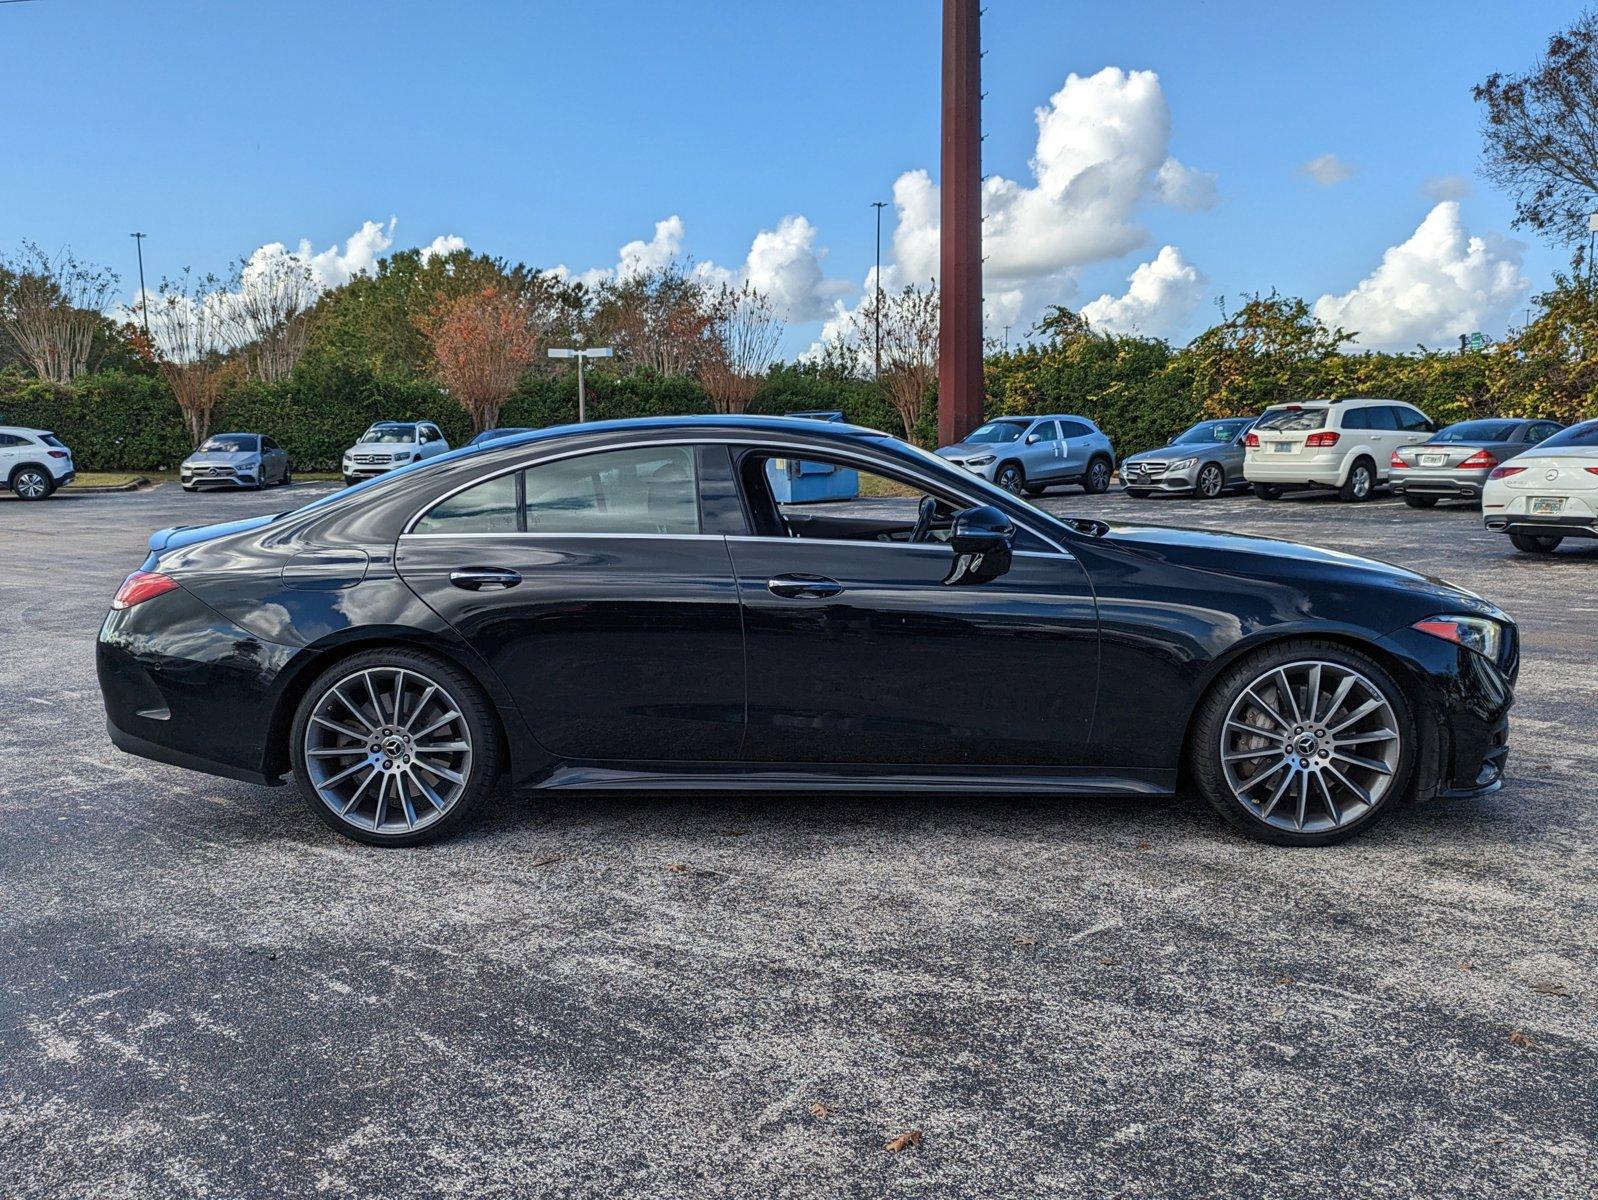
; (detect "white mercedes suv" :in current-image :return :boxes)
[1244,398,1435,502]
[0,425,76,499]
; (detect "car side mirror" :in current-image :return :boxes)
[945,505,1014,585]
[1024,433,1039,444]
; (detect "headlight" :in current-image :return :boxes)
[966,454,995,466]
[1167,457,1197,471]
[393,451,415,461]
[1413,614,1504,660]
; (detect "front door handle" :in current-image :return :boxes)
[450,567,522,591]
[767,573,842,599]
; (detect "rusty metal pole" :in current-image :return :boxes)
[938,0,983,447]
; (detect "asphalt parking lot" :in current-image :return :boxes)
[2,480,1594,1199]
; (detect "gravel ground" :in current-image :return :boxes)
[1,480,1593,1199]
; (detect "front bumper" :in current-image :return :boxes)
[941,457,1000,482]
[1391,468,1489,500]
[1121,461,1199,492]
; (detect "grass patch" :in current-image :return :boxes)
[67,472,146,488]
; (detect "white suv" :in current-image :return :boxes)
[341,421,450,486]
[0,426,76,500]
[1244,399,1435,502]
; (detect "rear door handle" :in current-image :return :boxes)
[450,567,522,591]
[767,573,842,599]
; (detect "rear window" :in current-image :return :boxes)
[42,434,67,448]
[1255,408,1327,432]
[1433,420,1519,443]
[1536,419,1598,450]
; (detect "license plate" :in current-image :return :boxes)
[1530,497,1565,515]
[1270,442,1293,454]
[1421,453,1446,467]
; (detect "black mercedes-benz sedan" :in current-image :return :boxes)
[98,415,1517,847]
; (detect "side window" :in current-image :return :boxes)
[1340,407,1370,431]
[424,425,442,443]
[263,437,280,452]
[1394,407,1432,432]
[1057,420,1091,439]
[0,434,21,447]
[1528,422,1560,443]
[1027,421,1058,443]
[525,445,700,535]
[1367,406,1401,431]
[413,472,520,535]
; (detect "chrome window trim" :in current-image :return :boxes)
[400,434,1075,555]
[395,530,1072,560]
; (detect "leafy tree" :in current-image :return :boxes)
[1487,266,1598,421]
[417,286,543,433]
[1474,12,1598,249]
[1183,293,1352,417]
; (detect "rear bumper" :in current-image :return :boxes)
[1392,471,1487,499]
[1484,514,1598,539]
[1244,454,1348,486]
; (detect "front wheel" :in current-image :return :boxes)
[1251,483,1283,501]
[1339,459,1376,502]
[289,648,502,846]
[1196,463,1225,499]
[11,468,54,500]
[1404,494,1438,509]
[995,462,1025,494]
[1188,640,1415,845]
[1509,532,1563,554]
[1083,457,1112,494]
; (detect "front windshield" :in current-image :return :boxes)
[1432,420,1518,443]
[198,434,258,453]
[1255,407,1327,432]
[1174,420,1250,445]
[963,421,1027,445]
[360,427,418,444]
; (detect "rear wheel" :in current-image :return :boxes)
[995,462,1025,494]
[1509,532,1563,554]
[1189,640,1415,845]
[1339,458,1376,502]
[1251,483,1283,500]
[1404,494,1438,509]
[289,648,501,846]
[11,467,54,500]
[1196,463,1225,499]
[1084,457,1112,494]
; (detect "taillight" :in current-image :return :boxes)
[1487,465,1526,481]
[47,450,68,459]
[1305,431,1340,447]
[111,571,179,610]
[1244,433,1260,448]
[1390,452,1406,468]
[1586,467,1598,476]
[1459,450,1497,470]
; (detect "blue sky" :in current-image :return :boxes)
[0,0,1578,353]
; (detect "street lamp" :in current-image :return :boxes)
[547,346,613,422]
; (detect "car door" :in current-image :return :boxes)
[1057,420,1095,479]
[261,436,285,481]
[1017,420,1059,481]
[394,441,747,762]
[0,433,22,482]
[722,445,1099,767]
[424,424,449,456]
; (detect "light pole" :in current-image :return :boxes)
[871,200,888,375]
[1588,211,1598,282]
[129,231,151,343]
[548,346,614,422]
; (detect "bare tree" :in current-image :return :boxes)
[861,283,940,441]
[148,269,239,446]
[699,283,784,414]
[0,243,120,383]
[223,253,318,381]
[1475,12,1598,247]
[590,263,715,376]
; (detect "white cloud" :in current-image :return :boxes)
[1082,245,1207,338]
[420,233,468,263]
[1301,154,1354,186]
[1312,201,1528,350]
[1155,157,1219,211]
[1421,174,1472,202]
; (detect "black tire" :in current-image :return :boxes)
[342,475,358,488]
[1509,532,1563,554]
[995,461,1025,495]
[1188,638,1417,846]
[1083,457,1112,494]
[1195,462,1225,500]
[182,484,198,493]
[1403,494,1438,509]
[1022,482,1047,497]
[10,467,55,500]
[1251,483,1283,500]
[289,647,502,847]
[1338,458,1376,502]
[280,470,293,486]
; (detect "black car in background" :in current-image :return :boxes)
[98,416,1517,848]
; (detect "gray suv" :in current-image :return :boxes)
[937,415,1116,496]
[1121,416,1257,499]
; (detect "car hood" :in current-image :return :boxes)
[1096,522,1501,618]
[183,450,259,466]
[1125,440,1229,462]
[937,442,1013,458]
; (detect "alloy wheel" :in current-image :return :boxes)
[1351,466,1372,499]
[997,465,1024,494]
[1198,465,1223,498]
[1089,461,1110,491]
[15,471,48,499]
[1218,660,1401,833]
[302,666,474,835]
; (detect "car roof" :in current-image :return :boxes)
[204,431,259,438]
[0,426,51,436]
[462,414,890,450]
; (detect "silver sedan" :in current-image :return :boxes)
[1121,417,1256,499]
[1391,418,1564,508]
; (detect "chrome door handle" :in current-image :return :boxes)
[449,567,521,591]
[767,573,842,599]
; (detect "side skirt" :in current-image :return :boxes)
[537,763,1176,796]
